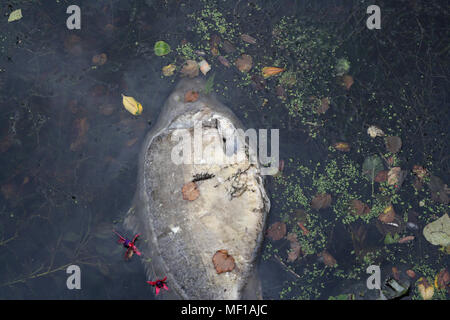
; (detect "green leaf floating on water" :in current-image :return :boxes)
[8,9,22,22]
[362,155,384,182]
[423,213,450,247]
[384,233,400,245]
[203,73,215,94]
[154,41,170,56]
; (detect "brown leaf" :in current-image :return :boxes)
[1,183,16,200]
[180,60,199,78]
[235,54,252,73]
[251,74,266,91]
[406,269,416,278]
[240,34,257,44]
[378,204,396,223]
[218,56,230,68]
[398,235,415,243]
[320,250,337,267]
[317,97,330,114]
[99,104,115,116]
[385,136,402,153]
[222,40,236,53]
[212,250,235,274]
[436,269,450,289]
[375,170,388,183]
[92,53,107,66]
[333,142,350,152]
[181,181,199,201]
[262,67,284,78]
[428,175,449,205]
[412,165,428,181]
[286,233,301,262]
[184,90,199,103]
[311,193,332,210]
[126,137,138,147]
[70,118,89,151]
[341,75,354,90]
[266,222,286,241]
[392,267,400,280]
[387,167,407,188]
[297,222,309,235]
[350,199,371,216]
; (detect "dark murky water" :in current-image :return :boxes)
[0,0,448,299]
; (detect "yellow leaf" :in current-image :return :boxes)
[162,64,176,76]
[122,94,143,116]
[262,67,284,79]
[417,277,434,300]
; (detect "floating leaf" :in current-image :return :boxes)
[181,181,199,201]
[398,235,414,244]
[311,193,332,210]
[184,90,199,103]
[297,222,309,235]
[317,97,330,114]
[70,118,89,151]
[385,136,402,153]
[266,222,286,241]
[374,170,388,183]
[235,54,252,72]
[406,270,416,278]
[362,155,384,182]
[212,250,235,274]
[428,175,449,205]
[379,204,396,224]
[367,125,385,138]
[92,53,107,66]
[412,165,428,181]
[286,233,301,262]
[162,64,176,76]
[180,60,199,78]
[436,269,449,289]
[262,67,284,79]
[417,277,434,300]
[333,142,350,152]
[387,167,407,188]
[8,9,22,23]
[240,34,257,44]
[423,213,450,246]
[154,41,170,56]
[335,58,350,76]
[222,40,236,53]
[199,59,211,75]
[341,74,354,90]
[350,199,370,216]
[384,233,400,245]
[320,251,337,267]
[218,56,230,68]
[203,73,215,94]
[99,104,115,116]
[122,94,143,116]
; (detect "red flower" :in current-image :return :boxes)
[147,277,169,296]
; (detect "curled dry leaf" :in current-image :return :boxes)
[212,250,235,274]
[184,90,199,103]
[266,221,286,241]
[240,34,257,44]
[398,235,415,244]
[199,60,211,75]
[320,250,337,267]
[286,233,301,262]
[378,204,396,224]
[218,56,230,68]
[235,54,253,73]
[262,67,285,79]
[350,199,371,216]
[417,277,434,300]
[333,142,350,152]
[92,53,107,66]
[311,193,332,210]
[181,181,199,201]
[162,64,176,76]
[375,170,388,183]
[297,222,309,235]
[385,136,402,153]
[180,60,199,78]
[367,125,385,138]
[122,94,143,116]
